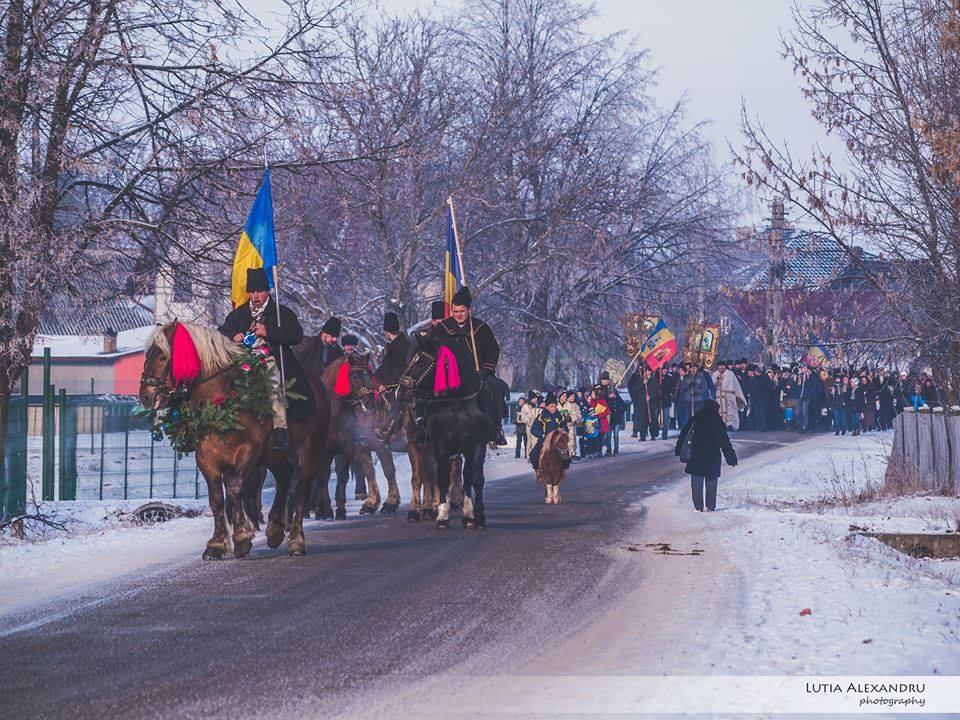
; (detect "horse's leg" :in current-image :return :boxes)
[448,454,464,510]
[243,467,266,530]
[434,446,452,530]
[378,445,399,514]
[460,452,477,530]
[423,445,439,521]
[200,463,230,561]
[407,445,423,522]
[353,455,367,500]
[266,460,291,550]
[470,442,488,529]
[286,439,315,556]
[358,450,380,515]
[334,450,351,520]
[227,465,256,558]
[316,454,334,520]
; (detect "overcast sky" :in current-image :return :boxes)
[368,0,833,224]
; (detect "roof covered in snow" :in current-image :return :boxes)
[32,325,155,360]
[38,296,155,336]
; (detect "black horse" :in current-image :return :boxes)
[378,333,489,529]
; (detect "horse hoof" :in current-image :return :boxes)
[424,509,437,521]
[359,505,377,515]
[288,543,306,557]
[407,511,421,523]
[380,502,399,514]
[335,508,347,521]
[463,518,476,530]
[202,546,224,561]
[234,537,253,559]
[355,492,367,500]
[266,527,284,549]
[436,520,449,530]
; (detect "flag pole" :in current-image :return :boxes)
[448,195,479,372]
[266,147,287,401]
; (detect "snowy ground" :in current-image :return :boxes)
[446,430,960,716]
[0,429,667,617]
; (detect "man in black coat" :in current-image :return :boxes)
[374,311,411,388]
[218,267,313,449]
[628,367,661,441]
[675,399,737,511]
[431,286,507,445]
[296,316,345,374]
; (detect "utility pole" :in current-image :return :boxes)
[765,199,785,366]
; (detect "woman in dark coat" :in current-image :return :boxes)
[674,399,738,511]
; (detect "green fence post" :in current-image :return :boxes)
[122,417,129,500]
[98,411,106,500]
[58,389,66,500]
[172,452,178,499]
[194,464,200,499]
[41,349,53,501]
[90,378,95,454]
[148,435,155,499]
[16,370,28,514]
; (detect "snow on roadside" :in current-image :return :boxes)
[634,431,960,675]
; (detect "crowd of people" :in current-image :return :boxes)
[513,358,944,461]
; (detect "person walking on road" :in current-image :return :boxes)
[675,398,738,512]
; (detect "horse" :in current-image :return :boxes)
[390,405,463,523]
[307,354,401,520]
[139,320,329,559]
[377,333,489,529]
[536,429,571,504]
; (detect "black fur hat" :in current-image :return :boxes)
[383,312,400,333]
[341,334,359,347]
[545,393,558,405]
[431,301,446,321]
[451,286,472,308]
[246,268,269,293]
[321,317,341,336]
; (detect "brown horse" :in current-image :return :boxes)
[395,406,463,522]
[536,429,571,504]
[139,321,329,559]
[307,355,400,520]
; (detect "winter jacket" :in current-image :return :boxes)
[607,391,627,426]
[531,409,568,439]
[674,404,738,479]
[590,397,611,433]
[676,371,714,406]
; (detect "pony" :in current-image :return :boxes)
[377,332,489,529]
[139,320,329,559]
[304,354,401,520]
[536,429,571,504]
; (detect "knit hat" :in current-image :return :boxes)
[321,317,342,336]
[451,286,472,308]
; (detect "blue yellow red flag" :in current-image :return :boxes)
[640,319,678,371]
[443,204,464,316]
[231,169,277,308]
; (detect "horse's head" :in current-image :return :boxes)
[140,322,178,410]
[347,353,378,414]
[375,335,438,442]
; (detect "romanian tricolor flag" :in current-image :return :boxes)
[640,319,678,371]
[230,169,277,308]
[443,204,464,316]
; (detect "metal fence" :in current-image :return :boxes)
[1,395,28,519]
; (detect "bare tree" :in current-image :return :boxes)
[0,0,344,462]
[737,0,960,400]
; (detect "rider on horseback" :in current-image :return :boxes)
[218,267,311,450]
[431,286,509,446]
[373,311,411,390]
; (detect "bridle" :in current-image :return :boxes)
[140,345,230,410]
